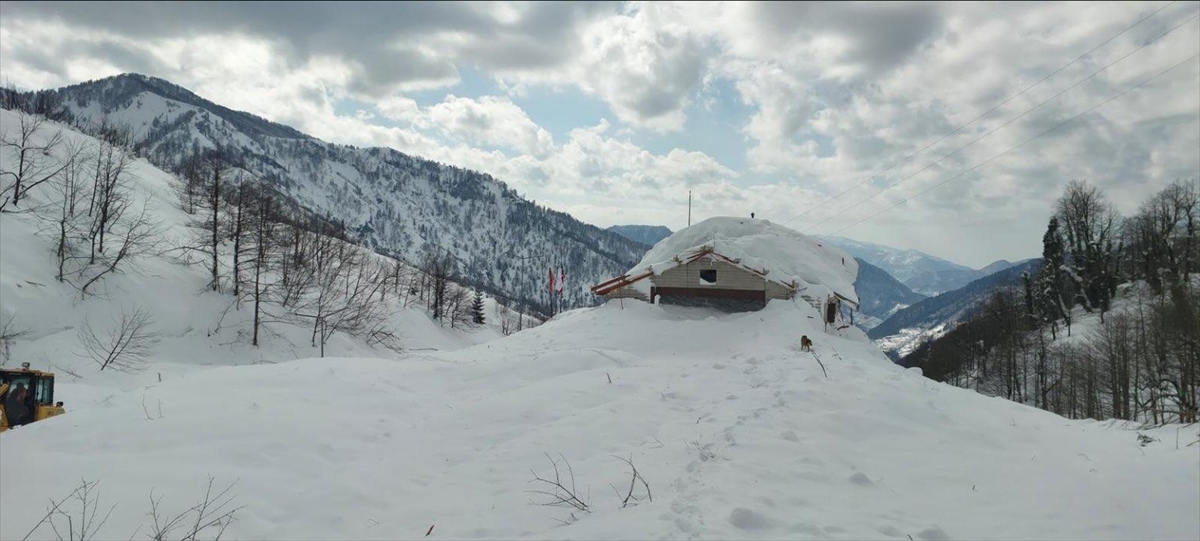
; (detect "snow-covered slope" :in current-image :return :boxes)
[39,74,647,314]
[0,107,505,380]
[3,298,1197,540]
[630,217,859,305]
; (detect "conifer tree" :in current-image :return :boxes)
[471,289,486,325]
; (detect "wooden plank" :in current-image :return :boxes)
[592,270,653,295]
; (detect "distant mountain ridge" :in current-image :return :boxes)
[869,258,1042,359]
[816,235,1022,295]
[39,73,647,314]
[607,225,672,248]
[852,258,927,330]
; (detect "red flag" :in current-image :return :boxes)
[548,267,555,294]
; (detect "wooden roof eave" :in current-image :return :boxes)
[591,269,655,296]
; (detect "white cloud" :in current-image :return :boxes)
[1,1,1198,267]
[495,2,711,132]
[426,95,555,157]
[375,96,422,124]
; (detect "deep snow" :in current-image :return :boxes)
[2,109,1197,541]
[2,300,1197,540]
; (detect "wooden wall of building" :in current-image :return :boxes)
[650,259,793,300]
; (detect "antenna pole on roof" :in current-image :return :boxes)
[688,190,692,227]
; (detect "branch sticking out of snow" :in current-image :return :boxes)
[527,453,590,513]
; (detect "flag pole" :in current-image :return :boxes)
[688,190,692,227]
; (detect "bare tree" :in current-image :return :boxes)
[50,138,90,282]
[316,248,389,350]
[22,477,242,541]
[1056,180,1122,317]
[447,283,472,328]
[226,175,254,300]
[147,477,244,541]
[1,312,27,367]
[1126,180,1200,292]
[173,150,208,215]
[274,224,316,309]
[86,139,134,264]
[22,479,115,541]
[242,183,280,347]
[422,251,455,321]
[76,305,155,372]
[84,115,136,151]
[1,111,67,210]
[0,78,26,111]
[77,200,160,297]
[201,156,232,291]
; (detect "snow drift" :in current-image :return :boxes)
[2,298,1196,540]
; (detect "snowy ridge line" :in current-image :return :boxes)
[0,106,520,377]
[27,74,649,316]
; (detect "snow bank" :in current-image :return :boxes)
[3,298,1196,540]
[629,217,859,305]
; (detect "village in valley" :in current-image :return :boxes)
[0,2,1198,540]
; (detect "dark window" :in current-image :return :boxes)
[700,269,717,283]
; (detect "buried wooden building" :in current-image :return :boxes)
[592,217,859,320]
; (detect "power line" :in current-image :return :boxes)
[824,51,1200,238]
[780,0,1180,228]
[801,9,1200,234]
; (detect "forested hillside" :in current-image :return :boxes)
[904,180,1199,424]
[0,105,538,374]
[4,74,647,317]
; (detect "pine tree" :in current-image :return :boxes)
[471,289,486,325]
[1039,217,1069,337]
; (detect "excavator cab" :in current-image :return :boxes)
[0,363,65,432]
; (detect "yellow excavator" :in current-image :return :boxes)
[0,363,66,432]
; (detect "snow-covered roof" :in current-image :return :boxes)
[594,217,859,306]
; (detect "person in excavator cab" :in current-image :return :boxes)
[2,381,32,427]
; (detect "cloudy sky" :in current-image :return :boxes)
[1,1,1197,267]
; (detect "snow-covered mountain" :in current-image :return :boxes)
[869,259,1042,359]
[3,108,1196,540]
[853,258,927,330]
[0,107,515,366]
[606,224,672,248]
[817,236,1020,295]
[39,73,647,314]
